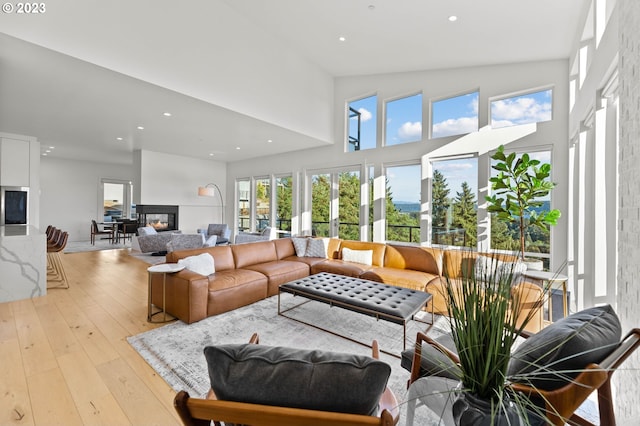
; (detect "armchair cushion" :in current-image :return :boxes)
[138,226,157,236]
[400,333,461,380]
[508,304,622,390]
[204,343,391,416]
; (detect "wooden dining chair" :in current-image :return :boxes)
[91,219,113,244]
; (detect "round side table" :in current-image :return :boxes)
[147,263,185,323]
[523,270,569,321]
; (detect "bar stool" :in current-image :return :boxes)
[47,230,69,289]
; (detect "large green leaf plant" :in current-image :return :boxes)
[485,145,561,261]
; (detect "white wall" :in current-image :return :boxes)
[228,59,569,272]
[134,150,227,234]
[40,157,133,242]
[616,0,640,420]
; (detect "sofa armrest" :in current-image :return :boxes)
[161,269,210,323]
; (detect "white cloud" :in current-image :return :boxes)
[397,121,422,141]
[432,117,478,139]
[491,95,552,128]
[354,107,372,122]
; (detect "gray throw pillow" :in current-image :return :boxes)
[508,304,622,390]
[204,344,391,416]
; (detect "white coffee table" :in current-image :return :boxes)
[147,263,185,323]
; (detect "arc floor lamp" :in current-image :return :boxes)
[198,183,224,223]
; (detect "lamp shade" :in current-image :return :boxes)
[198,186,216,197]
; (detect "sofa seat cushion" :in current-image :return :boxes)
[361,267,438,292]
[311,259,374,277]
[242,260,310,296]
[205,343,391,416]
[208,269,268,292]
[281,255,327,269]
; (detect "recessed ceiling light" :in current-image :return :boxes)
[339,36,346,42]
[42,153,47,156]
[116,137,123,141]
[236,147,241,150]
[448,15,458,22]
[209,153,215,157]
[163,112,172,117]
[49,146,55,149]
[137,126,144,130]
[45,150,51,153]
[267,139,273,143]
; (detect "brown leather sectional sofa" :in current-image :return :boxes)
[153,237,543,332]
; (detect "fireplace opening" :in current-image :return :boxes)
[135,205,179,233]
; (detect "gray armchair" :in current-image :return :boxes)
[206,223,230,245]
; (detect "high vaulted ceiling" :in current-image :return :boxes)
[0,0,589,165]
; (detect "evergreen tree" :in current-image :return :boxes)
[276,176,292,231]
[311,175,330,236]
[451,181,477,247]
[432,169,450,229]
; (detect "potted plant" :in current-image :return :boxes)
[485,145,561,268]
[443,254,544,425]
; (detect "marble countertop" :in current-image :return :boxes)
[0,225,43,238]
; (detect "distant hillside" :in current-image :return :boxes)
[394,202,420,212]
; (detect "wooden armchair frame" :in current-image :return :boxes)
[174,333,399,426]
[509,328,640,426]
[408,329,640,426]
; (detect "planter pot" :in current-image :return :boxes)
[452,390,521,426]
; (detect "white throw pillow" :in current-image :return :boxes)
[292,237,309,257]
[305,238,327,258]
[341,247,373,266]
[204,235,218,247]
[178,253,215,276]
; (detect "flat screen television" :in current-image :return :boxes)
[1,186,29,225]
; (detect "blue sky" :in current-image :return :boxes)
[348,89,553,201]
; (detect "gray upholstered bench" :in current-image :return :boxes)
[278,272,432,351]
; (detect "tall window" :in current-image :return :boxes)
[385,94,422,146]
[491,89,553,129]
[276,175,292,234]
[489,150,553,259]
[431,158,478,247]
[311,173,331,237]
[255,177,270,230]
[347,95,377,151]
[237,179,250,231]
[385,164,420,243]
[338,171,360,240]
[432,91,479,139]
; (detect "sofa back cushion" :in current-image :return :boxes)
[232,240,278,269]
[442,250,520,279]
[274,238,297,259]
[204,343,391,416]
[508,304,622,390]
[338,241,386,267]
[166,245,235,271]
[384,245,443,275]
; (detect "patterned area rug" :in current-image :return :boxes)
[127,293,450,424]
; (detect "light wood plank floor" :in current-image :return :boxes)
[0,249,181,426]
